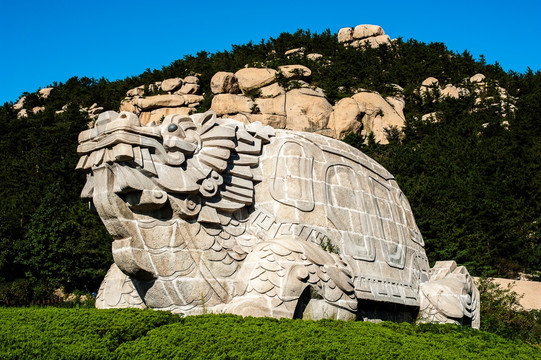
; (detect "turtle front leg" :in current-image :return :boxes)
[95,263,146,309]
[215,236,357,320]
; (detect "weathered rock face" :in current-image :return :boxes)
[77,110,479,327]
[211,94,255,115]
[127,86,145,97]
[17,109,28,119]
[351,35,391,48]
[421,77,439,88]
[350,91,406,144]
[306,53,323,61]
[38,87,54,99]
[139,107,193,125]
[285,88,333,131]
[255,95,286,116]
[32,106,44,114]
[441,84,460,99]
[121,63,405,143]
[284,47,305,57]
[137,95,187,110]
[337,27,354,43]
[210,72,240,94]
[13,96,25,111]
[161,78,183,92]
[326,91,406,143]
[470,73,486,83]
[179,76,200,95]
[120,76,203,125]
[279,65,311,79]
[235,68,278,92]
[209,66,331,132]
[353,24,384,39]
[338,24,392,48]
[327,98,365,138]
[260,83,285,98]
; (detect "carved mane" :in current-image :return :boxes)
[76,110,275,261]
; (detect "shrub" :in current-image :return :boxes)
[2,308,540,359]
[477,277,541,344]
[0,308,181,359]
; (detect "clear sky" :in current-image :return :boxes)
[1,0,540,104]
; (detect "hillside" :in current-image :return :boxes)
[0,24,539,304]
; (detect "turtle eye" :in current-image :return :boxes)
[168,123,178,132]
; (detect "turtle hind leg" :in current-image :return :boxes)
[294,286,357,321]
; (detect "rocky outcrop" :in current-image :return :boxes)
[441,84,462,99]
[210,72,240,94]
[235,68,278,92]
[470,73,486,83]
[179,76,200,94]
[260,83,285,98]
[127,86,145,97]
[38,88,53,99]
[278,65,311,79]
[326,89,406,144]
[353,91,405,143]
[208,66,332,133]
[205,66,402,142]
[137,95,187,110]
[337,27,354,43]
[306,53,323,61]
[422,112,439,122]
[110,24,404,139]
[284,47,305,57]
[211,94,255,115]
[421,77,439,87]
[139,107,193,125]
[418,74,516,120]
[286,88,333,131]
[17,109,27,119]
[338,24,392,48]
[119,76,203,125]
[14,88,53,118]
[54,103,104,121]
[118,63,406,144]
[327,98,365,138]
[161,78,183,92]
[13,97,25,111]
[255,95,286,115]
[353,24,384,39]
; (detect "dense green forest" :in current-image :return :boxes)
[0,29,539,300]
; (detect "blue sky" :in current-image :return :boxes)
[1,0,540,104]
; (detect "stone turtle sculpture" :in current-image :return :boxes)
[76,110,479,327]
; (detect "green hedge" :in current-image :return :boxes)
[0,308,539,359]
[0,307,180,359]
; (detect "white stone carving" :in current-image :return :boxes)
[419,261,480,328]
[77,110,479,327]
